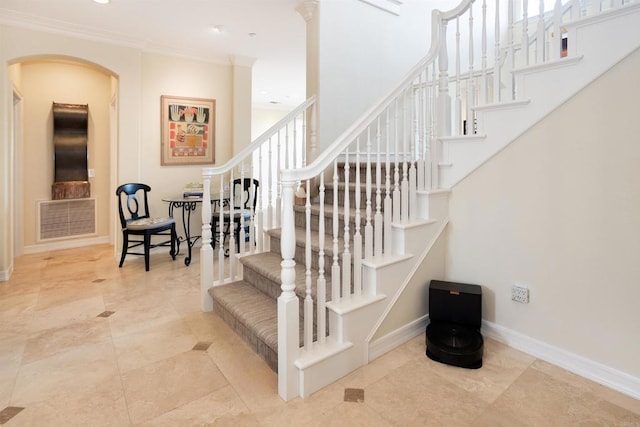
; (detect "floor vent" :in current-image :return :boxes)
[38,198,96,241]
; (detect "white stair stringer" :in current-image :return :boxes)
[293,190,450,398]
[439,3,640,189]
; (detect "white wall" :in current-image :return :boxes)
[314,0,459,147]
[140,53,234,221]
[447,48,640,378]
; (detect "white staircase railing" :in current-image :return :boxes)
[201,0,639,400]
[199,96,316,310]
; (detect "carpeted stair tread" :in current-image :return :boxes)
[209,281,278,353]
[240,251,330,301]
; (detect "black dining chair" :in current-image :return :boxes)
[212,178,259,255]
[116,183,178,271]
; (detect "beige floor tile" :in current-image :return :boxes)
[364,358,489,426]
[138,385,256,427]
[255,380,345,427]
[310,400,394,427]
[530,360,640,417]
[7,375,130,427]
[121,350,229,424]
[22,316,112,364]
[339,336,423,390]
[107,298,181,339]
[473,366,640,427]
[206,332,282,413]
[423,338,536,404]
[113,318,198,373]
[11,341,120,407]
[34,279,102,311]
[27,296,106,333]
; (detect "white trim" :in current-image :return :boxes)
[358,0,403,16]
[23,236,109,254]
[482,320,640,400]
[0,264,13,282]
[368,314,429,361]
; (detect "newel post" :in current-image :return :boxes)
[278,179,300,401]
[200,175,213,312]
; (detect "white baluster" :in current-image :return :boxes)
[417,72,426,192]
[275,132,282,229]
[455,17,462,135]
[375,116,383,258]
[256,142,264,251]
[239,162,246,256]
[467,4,475,134]
[523,0,530,66]
[267,137,273,230]
[249,162,256,254]
[216,176,225,282]
[229,171,237,278]
[437,14,451,138]
[384,108,392,255]
[365,128,373,259]
[401,90,409,223]
[493,0,501,103]
[200,175,213,312]
[537,0,546,64]
[278,179,299,401]
[508,0,516,100]
[552,0,563,60]
[317,173,326,344]
[309,102,318,166]
[304,179,313,351]
[331,160,341,311]
[482,0,489,104]
[342,151,351,301]
[393,99,401,224]
[409,88,417,221]
[354,139,362,298]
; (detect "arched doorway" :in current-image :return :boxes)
[7,56,119,257]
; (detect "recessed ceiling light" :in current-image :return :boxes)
[248,32,257,37]
[93,0,109,4]
[212,25,225,33]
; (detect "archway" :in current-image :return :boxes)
[7,55,119,257]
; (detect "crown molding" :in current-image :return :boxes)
[358,0,403,16]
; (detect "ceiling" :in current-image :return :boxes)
[0,0,307,109]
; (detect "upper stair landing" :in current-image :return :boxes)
[439,2,640,188]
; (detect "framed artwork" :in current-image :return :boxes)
[161,95,215,166]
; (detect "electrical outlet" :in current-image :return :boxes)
[511,285,529,304]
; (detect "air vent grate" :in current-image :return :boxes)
[38,198,96,241]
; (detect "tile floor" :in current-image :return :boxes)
[0,244,639,426]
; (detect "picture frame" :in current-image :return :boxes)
[161,95,215,166]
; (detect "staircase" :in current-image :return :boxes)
[200,0,640,401]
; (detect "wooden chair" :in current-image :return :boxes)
[212,178,259,255]
[116,183,178,271]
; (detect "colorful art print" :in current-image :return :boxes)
[161,95,215,165]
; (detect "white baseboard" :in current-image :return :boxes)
[368,316,639,399]
[368,314,429,361]
[0,264,13,282]
[23,236,109,254]
[482,320,640,400]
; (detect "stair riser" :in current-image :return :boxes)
[269,233,360,285]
